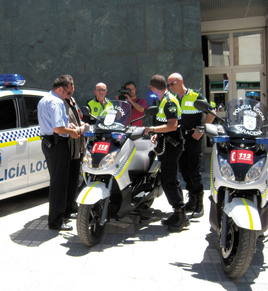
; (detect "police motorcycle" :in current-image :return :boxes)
[76,100,162,247]
[194,97,268,280]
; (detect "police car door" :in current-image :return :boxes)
[0,94,29,197]
[20,91,49,188]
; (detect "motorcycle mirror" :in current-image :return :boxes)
[194,100,211,113]
[194,100,225,124]
[145,106,158,116]
[81,106,98,120]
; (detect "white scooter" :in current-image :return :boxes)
[195,97,268,280]
[76,100,162,247]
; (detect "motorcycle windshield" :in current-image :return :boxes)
[98,100,132,128]
[225,98,268,137]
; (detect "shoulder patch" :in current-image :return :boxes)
[168,106,177,113]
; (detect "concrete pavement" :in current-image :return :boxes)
[0,158,268,291]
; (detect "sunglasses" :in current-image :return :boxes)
[167,81,177,87]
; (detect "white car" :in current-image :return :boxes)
[0,74,49,200]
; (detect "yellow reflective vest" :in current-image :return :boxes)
[87,98,113,117]
[156,91,182,122]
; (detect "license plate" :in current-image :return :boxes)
[230,150,254,164]
[91,142,111,154]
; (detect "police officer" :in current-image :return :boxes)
[144,74,189,232]
[167,72,215,218]
[86,82,113,121]
[37,75,80,231]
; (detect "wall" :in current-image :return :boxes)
[0,0,203,105]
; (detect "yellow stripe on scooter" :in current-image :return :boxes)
[115,148,136,180]
[81,181,100,204]
[210,156,217,195]
[241,198,254,230]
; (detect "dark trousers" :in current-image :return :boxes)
[179,135,203,194]
[159,141,184,209]
[42,138,70,228]
[65,158,81,216]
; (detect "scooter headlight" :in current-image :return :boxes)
[83,150,93,168]
[99,150,119,170]
[245,158,266,182]
[219,158,235,181]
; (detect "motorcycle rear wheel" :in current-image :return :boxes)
[220,222,257,280]
[77,202,105,247]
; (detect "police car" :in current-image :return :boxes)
[0,74,49,200]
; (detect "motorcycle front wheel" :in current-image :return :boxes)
[220,221,257,280]
[77,201,105,247]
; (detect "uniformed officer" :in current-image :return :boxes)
[37,75,80,231]
[144,74,189,232]
[167,72,215,218]
[85,82,113,122]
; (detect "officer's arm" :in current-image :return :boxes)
[54,127,80,138]
[145,118,178,134]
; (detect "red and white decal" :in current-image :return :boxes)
[230,150,254,164]
[91,142,111,154]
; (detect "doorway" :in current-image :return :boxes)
[202,30,266,152]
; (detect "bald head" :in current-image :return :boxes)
[167,72,185,95]
[168,72,183,81]
[94,82,108,103]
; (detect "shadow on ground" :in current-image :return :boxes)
[60,208,177,256]
[170,231,268,290]
[10,215,59,246]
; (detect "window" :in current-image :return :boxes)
[24,96,42,126]
[206,34,230,67]
[0,99,17,130]
[233,32,262,65]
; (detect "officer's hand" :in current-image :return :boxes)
[70,129,80,139]
[144,127,153,136]
[151,134,157,144]
[192,129,203,140]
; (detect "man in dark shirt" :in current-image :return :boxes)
[144,74,189,232]
[168,72,215,218]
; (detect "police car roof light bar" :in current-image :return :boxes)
[0,74,26,87]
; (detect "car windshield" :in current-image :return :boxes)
[225,98,268,137]
[98,100,132,129]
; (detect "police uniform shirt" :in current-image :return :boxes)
[155,92,183,141]
[37,90,69,137]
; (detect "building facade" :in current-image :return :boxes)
[0,0,267,109]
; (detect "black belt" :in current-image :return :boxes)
[41,134,68,144]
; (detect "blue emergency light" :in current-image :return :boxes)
[0,74,26,87]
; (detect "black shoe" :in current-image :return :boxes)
[66,212,78,219]
[161,208,189,232]
[184,193,196,213]
[49,223,73,231]
[190,192,204,218]
[190,207,204,219]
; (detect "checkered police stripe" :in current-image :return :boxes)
[0,126,41,147]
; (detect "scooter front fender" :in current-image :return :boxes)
[224,197,262,230]
[76,181,110,205]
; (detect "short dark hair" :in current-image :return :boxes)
[52,74,74,89]
[123,81,136,89]
[150,74,166,90]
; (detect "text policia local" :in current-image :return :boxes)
[0,160,47,182]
